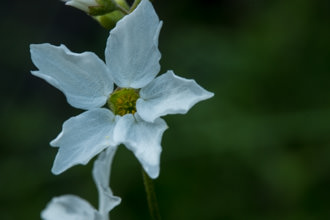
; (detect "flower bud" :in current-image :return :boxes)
[95,10,125,30]
[64,0,118,16]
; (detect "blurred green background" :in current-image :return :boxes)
[1,0,330,219]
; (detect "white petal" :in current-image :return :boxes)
[30,43,113,110]
[51,108,118,174]
[65,0,98,12]
[41,195,97,220]
[113,114,168,179]
[137,71,214,122]
[65,1,89,12]
[93,147,121,216]
[105,0,162,88]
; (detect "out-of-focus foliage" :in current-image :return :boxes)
[1,0,330,219]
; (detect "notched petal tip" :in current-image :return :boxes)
[50,132,63,148]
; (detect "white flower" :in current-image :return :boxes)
[41,147,121,220]
[30,0,214,179]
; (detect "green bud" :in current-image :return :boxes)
[94,10,125,30]
[88,0,118,16]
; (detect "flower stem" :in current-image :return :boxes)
[129,0,154,13]
[129,0,141,13]
[142,169,161,220]
[116,4,129,14]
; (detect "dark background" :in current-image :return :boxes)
[1,0,330,219]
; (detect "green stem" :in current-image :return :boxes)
[116,4,129,14]
[142,169,161,220]
[129,0,154,13]
[115,0,130,10]
[129,0,141,13]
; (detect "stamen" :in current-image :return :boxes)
[108,88,139,116]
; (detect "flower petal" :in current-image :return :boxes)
[65,0,98,13]
[105,0,162,88]
[93,147,121,216]
[51,108,118,174]
[113,114,168,179]
[137,71,214,122]
[41,195,97,220]
[30,43,113,110]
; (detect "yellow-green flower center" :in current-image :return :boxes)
[108,88,139,116]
